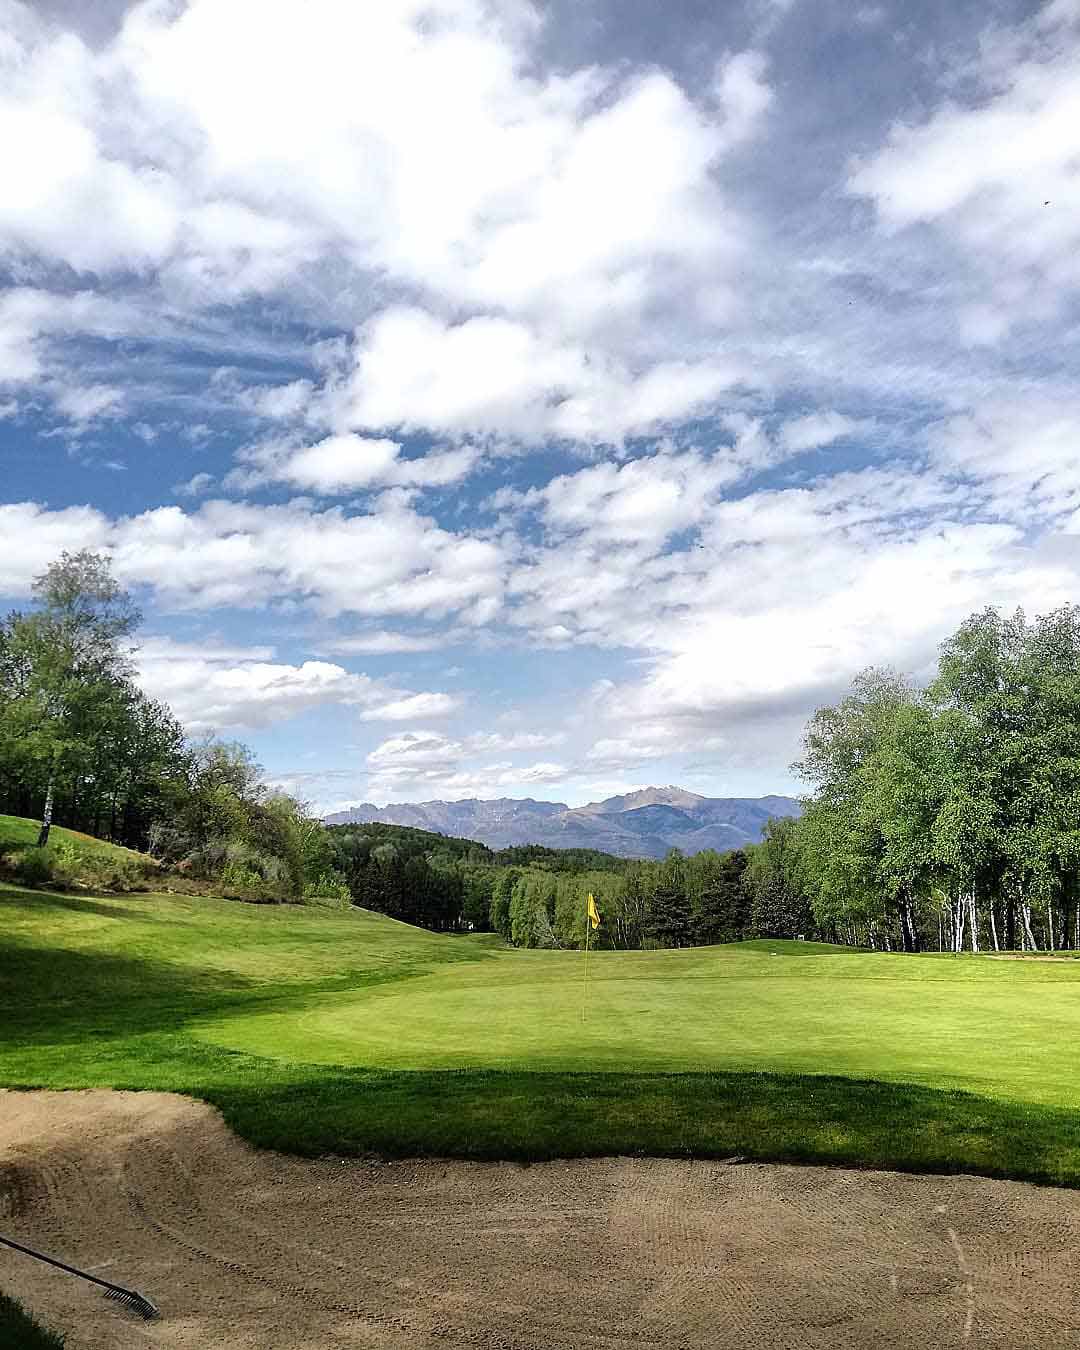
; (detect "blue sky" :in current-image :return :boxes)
[3,0,1080,810]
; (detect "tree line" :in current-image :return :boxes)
[0,551,340,900]
[328,822,763,949]
[781,605,1080,952]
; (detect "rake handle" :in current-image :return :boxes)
[0,1232,133,1298]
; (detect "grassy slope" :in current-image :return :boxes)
[5,877,1080,1183]
[0,814,150,868]
[0,1291,65,1349]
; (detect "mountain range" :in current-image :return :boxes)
[324,786,803,859]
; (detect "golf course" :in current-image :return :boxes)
[5,872,1080,1184]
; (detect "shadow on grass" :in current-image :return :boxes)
[0,938,256,1045]
[0,890,152,922]
[0,930,459,1049]
[201,1065,1080,1189]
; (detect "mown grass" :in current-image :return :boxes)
[0,1291,65,1349]
[5,873,1080,1184]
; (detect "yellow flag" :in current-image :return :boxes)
[587,893,601,930]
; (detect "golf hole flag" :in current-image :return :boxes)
[587,893,601,930]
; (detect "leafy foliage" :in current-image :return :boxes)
[786,605,1080,952]
[0,554,344,903]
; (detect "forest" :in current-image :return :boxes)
[325,821,754,948]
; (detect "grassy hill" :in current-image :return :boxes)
[0,814,153,890]
[6,870,1080,1183]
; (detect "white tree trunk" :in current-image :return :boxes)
[36,772,55,849]
[1047,901,1056,953]
[1022,901,1038,951]
[989,903,1000,952]
[954,895,966,953]
[968,890,979,953]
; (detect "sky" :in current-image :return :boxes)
[2,0,1080,811]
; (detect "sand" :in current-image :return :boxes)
[3,1089,1080,1348]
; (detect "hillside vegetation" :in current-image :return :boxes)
[6,878,1080,1184]
[0,813,153,891]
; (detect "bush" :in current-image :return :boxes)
[302,873,352,903]
[49,843,150,893]
[304,892,352,911]
[13,848,54,888]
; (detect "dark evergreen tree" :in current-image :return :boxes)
[692,849,750,944]
[646,850,693,947]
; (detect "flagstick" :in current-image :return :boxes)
[581,906,592,1024]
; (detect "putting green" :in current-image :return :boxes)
[194,947,1080,1107]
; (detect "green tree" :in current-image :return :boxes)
[692,849,750,944]
[794,668,919,949]
[745,818,813,939]
[0,550,142,846]
[646,850,693,947]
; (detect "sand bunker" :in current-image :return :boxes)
[3,1089,1080,1348]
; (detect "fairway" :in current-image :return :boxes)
[196,950,1080,1106]
[6,880,1080,1183]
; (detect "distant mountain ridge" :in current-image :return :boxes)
[325,785,802,859]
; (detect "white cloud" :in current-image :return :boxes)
[0,502,109,595]
[359,692,461,722]
[343,307,744,444]
[52,382,124,425]
[174,471,215,497]
[242,379,316,422]
[513,761,568,783]
[0,288,139,388]
[229,432,481,495]
[929,397,1080,523]
[778,411,873,454]
[0,1,771,443]
[587,734,703,769]
[0,496,506,623]
[320,630,447,655]
[135,641,378,731]
[713,51,773,148]
[466,730,566,752]
[134,636,458,732]
[367,730,463,773]
[849,2,1080,332]
[363,727,569,800]
[585,466,1080,755]
[524,444,754,546]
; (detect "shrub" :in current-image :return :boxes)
[48,844,150,893]
[304,892,352,911]
[13,848,54,888]
[302,873,352,903]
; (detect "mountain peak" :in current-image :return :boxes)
[324,787,801,859]
[575,785,709,816]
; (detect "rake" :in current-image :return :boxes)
[0,1232,159,1320]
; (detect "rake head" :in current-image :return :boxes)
[104,1284,160,1321]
